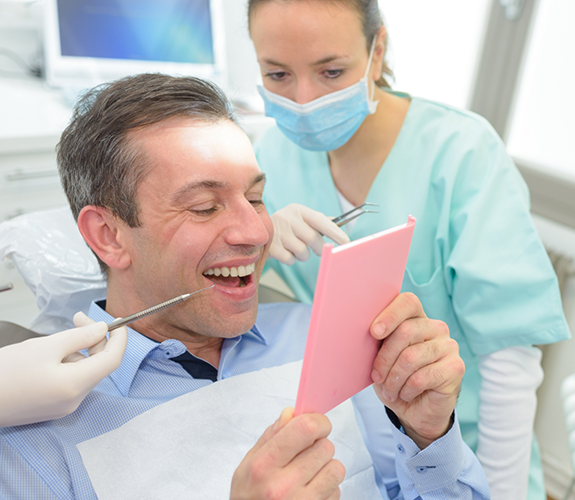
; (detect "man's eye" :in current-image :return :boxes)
[189,207,217,216]
[248,198,265,212]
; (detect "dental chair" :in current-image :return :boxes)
[0,321,42,348]
[0,206,294,346]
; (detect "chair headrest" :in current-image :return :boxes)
[0,207,106,333]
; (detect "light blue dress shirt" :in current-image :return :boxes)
[0,301,489,500]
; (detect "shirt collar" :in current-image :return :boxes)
[242,323,267,345]
[88,299,268,396]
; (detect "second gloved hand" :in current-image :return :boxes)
[269,204,350,265]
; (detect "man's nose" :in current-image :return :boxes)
[224,200,270,248]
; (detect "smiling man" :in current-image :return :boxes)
[0,74,490,500]
[76,116,271,368]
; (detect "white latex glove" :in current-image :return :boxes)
[269,203,350,265]
[0,312,128,427]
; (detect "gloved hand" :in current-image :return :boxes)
[0,312,127,427]
[269,204,350,265]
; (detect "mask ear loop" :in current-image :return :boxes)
[364,36,378,101]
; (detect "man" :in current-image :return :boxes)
[0,74,489,499]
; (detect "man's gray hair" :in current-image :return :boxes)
[57,73,237,272]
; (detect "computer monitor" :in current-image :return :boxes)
[42,0,227,90]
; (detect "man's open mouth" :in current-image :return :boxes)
[203,263,256,288]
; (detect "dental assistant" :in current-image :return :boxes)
[248,1,570,499]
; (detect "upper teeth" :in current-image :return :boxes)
[203,263,256,278]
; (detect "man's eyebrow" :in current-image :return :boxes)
[172,180,228,203]
[252,173,266,187]
[172,173,266,203]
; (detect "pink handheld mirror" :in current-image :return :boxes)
[295,215,416,416]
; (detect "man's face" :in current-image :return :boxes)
[119,118,273,341]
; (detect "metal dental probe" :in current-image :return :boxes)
[106,284,215,331]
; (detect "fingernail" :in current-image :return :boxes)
[373,323,386,338]
[274,407,292,432]
[371,369,382,383]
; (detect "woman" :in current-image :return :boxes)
[248,1,570,499]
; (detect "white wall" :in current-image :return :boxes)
[220,0,260,100]
[380,0,491,109]
[0,2,41,71]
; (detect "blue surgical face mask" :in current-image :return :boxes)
[257,38,378,152]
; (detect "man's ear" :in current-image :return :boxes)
[77,206,132,270]
[371,25,387,82]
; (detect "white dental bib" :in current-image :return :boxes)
[77,361,383,499]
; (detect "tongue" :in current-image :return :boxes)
[209,275,242,288]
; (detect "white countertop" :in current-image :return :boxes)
[0,77,73,154]
[0,77,274,154]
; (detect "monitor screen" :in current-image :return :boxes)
[43,0,226,90]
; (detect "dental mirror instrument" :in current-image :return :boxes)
[106,284,215,331]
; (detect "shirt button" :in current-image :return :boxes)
[416,466,427,474]
[396,444,404,453]
[165,351,171,357]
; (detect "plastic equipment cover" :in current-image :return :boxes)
[0,207,106,333]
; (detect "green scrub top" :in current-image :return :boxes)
[255,92,570,498]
